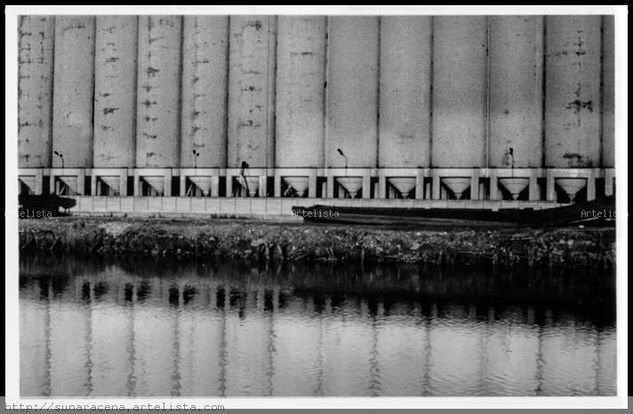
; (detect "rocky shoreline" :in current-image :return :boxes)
[18,218,616,270]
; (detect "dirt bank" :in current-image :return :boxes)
[18,218,615,270]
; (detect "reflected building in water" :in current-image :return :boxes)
[20,258,616,397]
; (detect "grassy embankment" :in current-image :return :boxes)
[18,217,615,270]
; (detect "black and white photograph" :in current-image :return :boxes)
[5,5,627,411]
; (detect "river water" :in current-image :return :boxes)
[19,255,616,397]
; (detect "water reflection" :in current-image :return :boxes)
[20,256,616,397]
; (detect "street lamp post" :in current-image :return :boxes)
[192,150,200,169]
[54,151,64,168]
[337,148,348,170]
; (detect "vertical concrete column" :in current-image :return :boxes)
[180,16,229,168]
[226,175,233,198]
[326,16,379,168]
[489,16,544,168]
[431,17,487,168]
[94,16,138,168]
[308,171,317,198]
[601,15,614,168]
[90,173,97,195]
[179,174,187,196]
[529,169,540,201]
[546,169,556,201]
[604,169,614,196]
[136,16,182,168]
[544,16,602,168]
[326,176,334,199]
[273,172,282,197]
[35,169,44,195]
[378,173,387,199]
[415,170,425,199]
[52,16,95,167]
[362,174,372,199]
[379,16,432,168]
[18,16,55,168]
[133,173,141,196]
[275,16,326,168]
[470,170,480,200]
[119,169,128,196]
[227,16,277,168]
[586,169,596,200]
[432,173,441,200]
[489,169,499,200]
[163,170,172,197]
[77,169,86,196]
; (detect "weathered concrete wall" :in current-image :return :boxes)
[431,17,487,168]
[379,16,432,168]
[18,14,616,175]
[326,17,379,168]
[18,16,55,168]
[136,16,182,168]
[52,16,95,168]
[489,16,544,168]
[94,16,137,168]
[275,16,326,168]
[544,16,602,168]
[601,15,614,168]
[227,16,277,168]
[180,16,229,168]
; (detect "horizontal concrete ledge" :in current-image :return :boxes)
[69,211,305,222]
[18,167,616,175]
[66,196,567,217]
[19,167,616,202]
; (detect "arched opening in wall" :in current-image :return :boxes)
[440,181,471,200]
[334,179,362,199]
[184,177,211,197]
[554,180,588,204]
[281,177,309,198]
[18,179,32,195]
[387,179,416,199]
[95,177,121,196]
[231,176,263,197]
[497,183,530,201]
[140,178,165,197]
[53,177,78,196]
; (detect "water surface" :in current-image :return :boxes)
[20,256,616,397]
